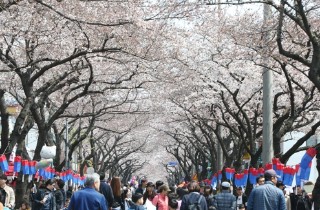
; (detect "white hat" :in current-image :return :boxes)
[221,181,231,188]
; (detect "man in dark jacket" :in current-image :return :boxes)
[99,174,114,209]
[55,179,65,210]
[181,181,208,210]
[33,179,56,210]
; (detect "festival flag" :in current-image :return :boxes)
[235,173,244,187]
[29,161,37,175]
[0,155,9,172]
[249,168,258,185]
[265,163,273,170]
[300,148,317,169]
[275,163,284,181]
[14,156,22,173]
[21,160,29,175]
[211,173,217,188]
[225,168,235,180]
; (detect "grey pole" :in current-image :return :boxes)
[65,118,69,169]
[262,2,274,165]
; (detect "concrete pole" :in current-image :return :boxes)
[217,126,224,171]
[65,118,69,169]
[262,2,274,165]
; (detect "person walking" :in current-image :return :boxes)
[180,181,207,210]
[235,187,247,210]
[111,177,125,210]
[33,179,56,210]
[67,173,107,210]
[100,174,114,209]
[0,174,15,210]
[247,169,286,210]
[55,179,65,210]
[213,181,236,210]
[152,185,170,210]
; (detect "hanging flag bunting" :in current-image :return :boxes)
[275,163,284,181]
[249,168,258,185]
[265,163,273,170]
[0,155,9,172]
[243,169,249,186]
[211,173,217,188]
[13,156,22,173]
[235,173,244,187]
[225,168,235,180]
[300,148,317,170]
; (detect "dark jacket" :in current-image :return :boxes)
[55,189,65,210]
[181,192,208,210]
[33,188,56,210]
[99,180,114,209]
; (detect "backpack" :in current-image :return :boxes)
[188,195,203,210]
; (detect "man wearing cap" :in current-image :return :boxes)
[181,181,207,210]
[130,193,145,210]
[0,174,15,209]
[213,181,236,210]
[247,169,286,210]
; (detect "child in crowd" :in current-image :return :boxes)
[130,193,145,210]
[19,201,31,210]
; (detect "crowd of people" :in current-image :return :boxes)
[0,168,315,210]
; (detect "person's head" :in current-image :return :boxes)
[264,169,279,184]
[276,181,285,191]
[221,181,231,191]
[140,178,148,187]
[132,193,144,205]
[158,184,171,195]
[0,174,7,186]
[146,182,155,192]
[122,186,132,199]
[176,187,188,199]
[84,173,100,191]
[21,201,30,210]
[168,197,178,210]
[55,179,65,190]
[256,175,265,186]
[45,179,56,190]
[187,181,200,193]
[236,187,243,196]
[199,182,205,193]
[156,180,164,190]
[100,174,106,181]
[203,185,213,196]
[111,177,122,197]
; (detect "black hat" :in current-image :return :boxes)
[132,193,143,203]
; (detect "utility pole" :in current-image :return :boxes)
[262,2,274,165]
[65,118,69,169]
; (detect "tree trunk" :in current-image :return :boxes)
[312,147,320,210]
[0,90,9,155]
[14,173,30,209]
